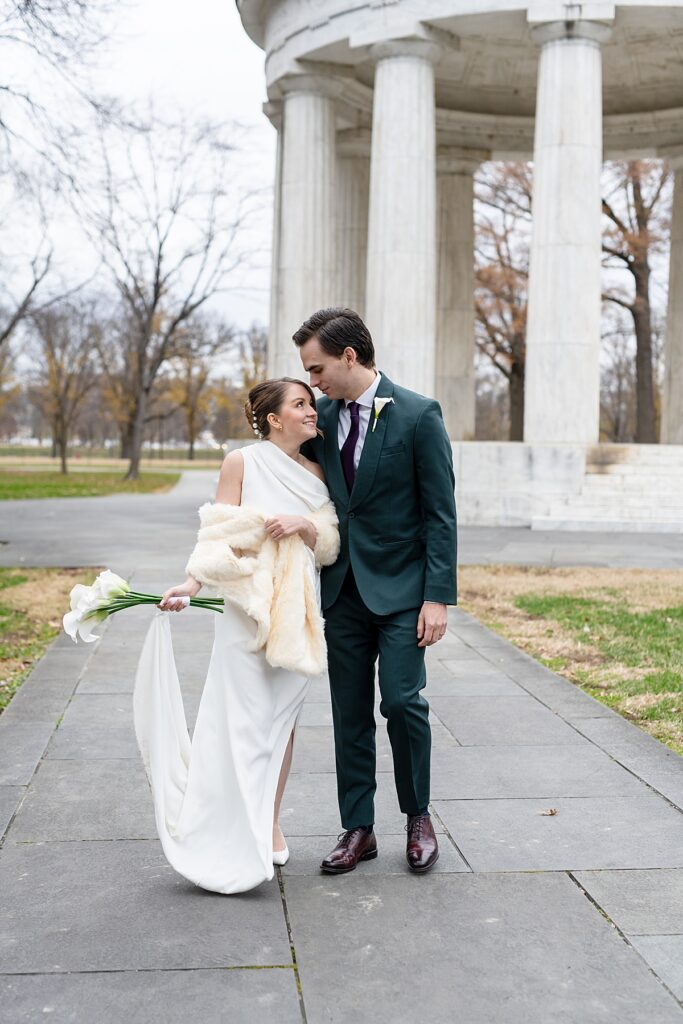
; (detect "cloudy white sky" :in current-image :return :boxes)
[57,0,276,331]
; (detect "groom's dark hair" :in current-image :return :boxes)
[292,307,375,368]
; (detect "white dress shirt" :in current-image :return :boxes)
[337,372,382,471]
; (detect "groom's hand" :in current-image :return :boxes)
[417,602,448,647]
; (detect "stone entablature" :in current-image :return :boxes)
[238,0,683,157]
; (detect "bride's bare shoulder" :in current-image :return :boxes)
[220,448,245,473]
[300,453,326,484]
[216,448,244,504]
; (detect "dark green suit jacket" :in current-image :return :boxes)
[303,373,457,615]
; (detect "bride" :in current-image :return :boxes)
[133,377,339,894]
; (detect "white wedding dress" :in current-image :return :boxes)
[133,440,331,894]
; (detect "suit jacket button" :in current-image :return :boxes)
[348,512,355,519]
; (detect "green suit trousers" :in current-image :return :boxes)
[324,567,431,828]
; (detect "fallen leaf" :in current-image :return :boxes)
[540,808,558,816]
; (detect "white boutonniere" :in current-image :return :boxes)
[371,396,394,432]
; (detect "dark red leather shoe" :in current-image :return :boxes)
[406,814,439,873]
[320,827,378,874]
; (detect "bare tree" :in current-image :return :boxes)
[210,378,251,444]
[29,298,98,471]
[474,163,531,440]
[0,0,118,172]
[166,313,234,459]
[209,325,269,444]
[602,160,671,443]
[75,111,256,479]
[600,303,666,442]
[92,305,143,458]
[72,376,119,452]
[0,338,21,438]
[238,322,268,393]
[0,169,57,350]
[600,316,637,443]
[475,364,510,441]
[93,303,191,459]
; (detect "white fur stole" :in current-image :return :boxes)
[184,502,339,677]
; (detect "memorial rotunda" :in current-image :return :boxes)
[236,0,683,530]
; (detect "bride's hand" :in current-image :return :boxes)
[264,515,317,549]
[159,575,202,612]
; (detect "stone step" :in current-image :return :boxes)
[582,478,683,494]
[532,514,683,533]
[577,492,683,508]
[586,465,683,478]
[587,443,683,459]
[545,499,683,515]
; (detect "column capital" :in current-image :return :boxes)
[369,38,442,65]
[275,73,346,102]
[530,19,613,46]
[263,99,282,131]
[437,147,488,175]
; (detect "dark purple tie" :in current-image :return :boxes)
[340,401,360,492]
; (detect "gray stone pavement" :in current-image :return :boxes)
[1,474,683,1021]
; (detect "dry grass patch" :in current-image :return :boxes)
[0,567,100,712]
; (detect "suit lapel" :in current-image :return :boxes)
[348,373,395,510]
[321,399,348,504]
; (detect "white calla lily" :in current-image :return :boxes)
[63,570,131,644]
[371,396,395,431]
[63,587,105,643]
[90,570,130,602]
[63,604,107,643]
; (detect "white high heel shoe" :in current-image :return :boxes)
[273,844,290,866]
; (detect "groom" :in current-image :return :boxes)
[295,308,457,874]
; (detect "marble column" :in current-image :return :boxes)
[437,150,481,439]
[336,133,370,317]
[267,113,283,377]
[662,158,683,444]
[273,77,337,378]
[365,40,440,397]
[524,21,611,444]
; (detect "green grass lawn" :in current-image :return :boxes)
[516,593,683,746]
[0,470,181,499]
[0,446,225,460]
[460,565,683,756]
[0,567,98,712]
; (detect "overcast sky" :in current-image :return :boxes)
[87,0,276,329]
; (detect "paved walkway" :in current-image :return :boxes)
[1,469,682,570]
[1,474,683,1022]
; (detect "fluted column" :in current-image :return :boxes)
[524,21,611,443]
[336,132,370,316]
[273,77,337,378]
[662,158,683,444]
[267,115,283,377]
[437,150,481,439]
[365,40,439,396]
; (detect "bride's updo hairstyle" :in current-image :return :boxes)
[245,377,322,439]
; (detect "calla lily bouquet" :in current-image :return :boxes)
[63,569,223,644]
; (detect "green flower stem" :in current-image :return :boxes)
[84,594,225,621]
[126,590,223,606]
